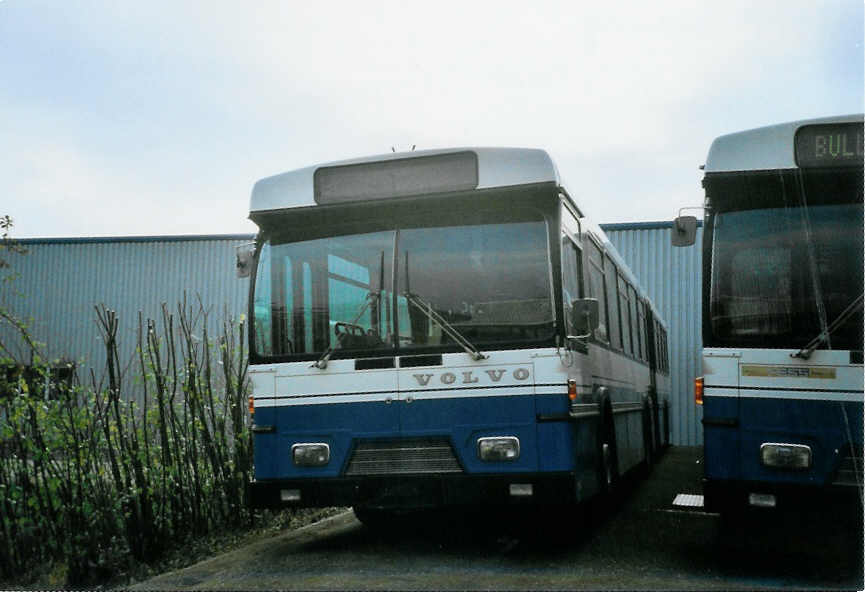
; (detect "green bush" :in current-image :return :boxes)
[0,298,252,586]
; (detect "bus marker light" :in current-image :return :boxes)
[248,395,255,415]
[748,492,776,508]
[695,377,704,405]
[568,379,577,401]
[280,489,301,502]
[760,443,811,469]
[509,483,533,497]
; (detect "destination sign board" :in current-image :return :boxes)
[795,122,864,168]
[314,151,479,205]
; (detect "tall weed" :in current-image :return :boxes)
[0,298,251,585]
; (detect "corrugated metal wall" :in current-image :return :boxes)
[1,235,254,393]
[603,222,704,446]
[2,227,704,445]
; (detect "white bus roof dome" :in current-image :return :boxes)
[249,147,560,214]
[704,113,863,173]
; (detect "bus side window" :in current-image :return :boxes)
[252,243,276,356]
[618,274,633,355]
[585,240,608,343]
[561,235,583,331]
[628,285,641,360]
[637,300,647,362]
[663,328,669,373]
[604,254,622,350]
[654,319,662,370]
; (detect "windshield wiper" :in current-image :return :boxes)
[404,291,488,361]
[401,250,487,361]
[792,292,864,360]
[311,292,378,369]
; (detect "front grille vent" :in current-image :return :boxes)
[344,438,463,476]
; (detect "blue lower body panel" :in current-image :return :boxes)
[250,393,592,508]
[702,396,863,511]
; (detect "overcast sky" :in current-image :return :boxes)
[2,1,862,238]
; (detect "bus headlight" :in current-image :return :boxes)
[760,443,811,470]
[478,437,520,461]
[292,443,330,467]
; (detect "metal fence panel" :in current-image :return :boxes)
[1,235,254,398]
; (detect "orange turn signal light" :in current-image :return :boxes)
[695,377,704,405]
[567,379,577,401]
[248,395,255,415]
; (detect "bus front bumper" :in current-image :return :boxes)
[249,473,577,510]
[703,478,862,514]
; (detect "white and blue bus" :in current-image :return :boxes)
[244,148,670,522]
[673,114,864,514]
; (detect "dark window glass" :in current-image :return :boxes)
[398,220,553,348]
[618,274,633,355]
[637,300,649,362]
[709,204,863,349]
[664,329,669,373]
[629,286,640,360]
[586,240,609,343]
[704,167,863,350]
[561,236,583,333]
[604,255,622,350]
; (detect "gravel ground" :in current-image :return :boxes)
[133,447,864,591]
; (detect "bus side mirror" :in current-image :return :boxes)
[568,298,600,339]
[671,216,697,247]
[236,243,255,278]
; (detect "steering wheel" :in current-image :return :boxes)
[334,322,366,338]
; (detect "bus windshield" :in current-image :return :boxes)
[707,170,863,350]
[252,211,554,359]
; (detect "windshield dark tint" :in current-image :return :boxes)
[709,203,863,349]
[397,221,553,348]
[252,214,553,359]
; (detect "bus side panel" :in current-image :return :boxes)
[252,406,280,479]
[610,384,644,475]
[534,420,578,473]
[703,396,741,481]
[737,397,864,486]
[535,393,579,474]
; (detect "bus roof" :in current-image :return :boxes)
[249,147,560,213]
[704,113,863,173]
